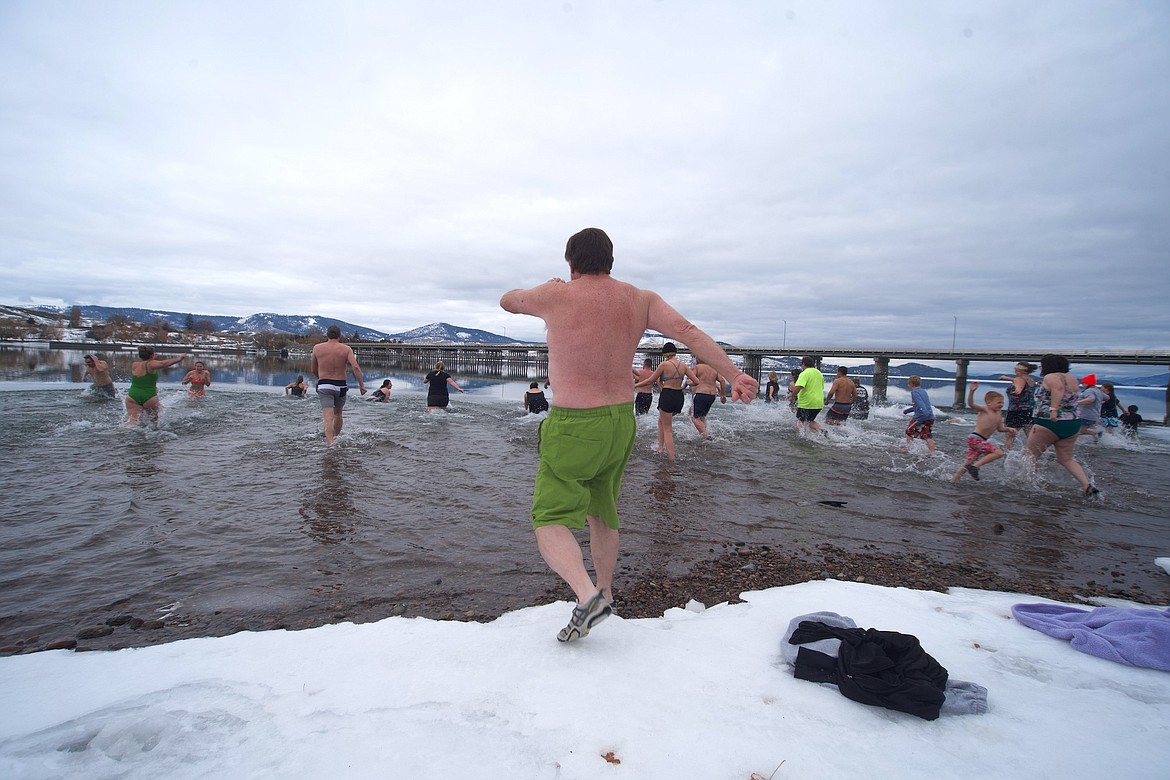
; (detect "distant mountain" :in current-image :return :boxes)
[234,312,392,340]
[1125,372,1170,387]
[392,322,529,345]
[846,362,958,379]
[31,305,391,340]
[25,305,534,345]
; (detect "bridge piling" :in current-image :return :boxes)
[872,357,889,405]
[953,359,970,408]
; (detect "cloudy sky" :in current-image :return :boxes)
[2,1,1167,350]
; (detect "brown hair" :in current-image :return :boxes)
[565,227,614,275]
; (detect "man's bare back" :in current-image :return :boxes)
[498,227,759,642]
[826,375,856,404]
[690,362,725,397]
[311,340,363,385]
[501,274,750,408]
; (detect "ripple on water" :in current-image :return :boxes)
[1,385,1168,649]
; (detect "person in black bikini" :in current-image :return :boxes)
[634,342,698,460]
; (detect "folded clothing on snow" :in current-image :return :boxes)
[1011,603,1170,672]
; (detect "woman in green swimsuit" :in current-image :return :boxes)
[1024,353,1098,496]
[125,346,186,426]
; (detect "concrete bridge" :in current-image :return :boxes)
[351,342,1170,418]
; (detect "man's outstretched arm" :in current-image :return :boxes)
[645,292,758,403]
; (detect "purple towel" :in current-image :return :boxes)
[1011,603,1170,672]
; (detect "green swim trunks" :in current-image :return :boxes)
[532,403,636,530]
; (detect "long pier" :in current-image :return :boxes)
[350,342,1170,420]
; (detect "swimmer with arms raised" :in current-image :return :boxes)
[500,227,757,642]
[181,361,212,397]
[82,354,117,399]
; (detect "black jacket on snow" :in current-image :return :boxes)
[788,621,949,720]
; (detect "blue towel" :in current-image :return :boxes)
[1011,603,1170,672]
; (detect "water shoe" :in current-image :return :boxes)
[556,592,612,642]
[965,464,980,481]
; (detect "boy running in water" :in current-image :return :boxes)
[951,381,1017,482]
[902,375,936,453]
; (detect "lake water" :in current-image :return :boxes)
[2,347,1168,653]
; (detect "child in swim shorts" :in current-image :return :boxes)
[951,384,1016,483]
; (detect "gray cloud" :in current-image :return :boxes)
[1,1,1167,350]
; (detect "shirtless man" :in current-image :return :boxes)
[181,361,212,397]
[500,227,758,642]
[688,357,727,438]
[82,354,117,399]
[632,358,655,415]
[823,366,857,425]
[310,325,367,446]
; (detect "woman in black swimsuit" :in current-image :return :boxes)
[523,381,549,413]
[765,372,780,403]
[423,360,465,411]
[634,342,698,460]
[285,375,307,398]
[369,379,392,402]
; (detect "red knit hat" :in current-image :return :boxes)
[1081,374,1097,387]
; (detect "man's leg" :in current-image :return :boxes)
[587,515,619,602]
[333,408,344,438]
[322,408,336,445]
[692,412,708,437]
[535,524,598,604]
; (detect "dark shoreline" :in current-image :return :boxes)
[606,542,1168,620]
[6,543,1166,656]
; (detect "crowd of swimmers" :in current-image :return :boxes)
[80,341,1146,477]
[943,356,1142,495]
[67,229,1154,643]
[622,349,1145,497]
[82,346,212,426]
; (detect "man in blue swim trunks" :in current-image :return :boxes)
[310,325,367,446]
[823,366,856,425]
[500,227,759,642]
[688,357,727,439]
